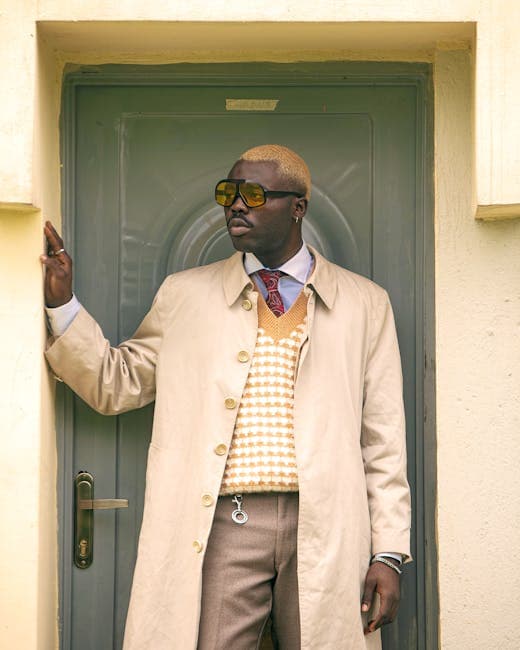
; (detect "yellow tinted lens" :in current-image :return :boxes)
[215,181,238,206]
[240,183,265,207]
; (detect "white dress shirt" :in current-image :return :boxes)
[45,293,81,336]
[244,242,314,310]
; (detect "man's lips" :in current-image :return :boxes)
[227,217,251,236]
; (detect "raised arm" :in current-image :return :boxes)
[41,221,165,415]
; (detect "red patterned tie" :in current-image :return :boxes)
[257,269,285,317]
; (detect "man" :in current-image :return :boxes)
[42,144,411,649]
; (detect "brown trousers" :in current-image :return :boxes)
[197,493,301,650]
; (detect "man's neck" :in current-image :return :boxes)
[254,241,304,269]
[244,243,313,285]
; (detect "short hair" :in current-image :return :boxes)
[239,144,311,200]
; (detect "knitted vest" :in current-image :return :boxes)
[220,290,309,495]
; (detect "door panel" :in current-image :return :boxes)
[60,65,432,649]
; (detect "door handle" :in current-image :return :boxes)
[74,471,128,569]
[79,498,129,510]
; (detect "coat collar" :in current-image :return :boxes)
[222,252,254,306]
[304,245,337,309]
[222,245,337,310]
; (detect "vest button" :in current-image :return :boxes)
[201,493,214,507]
[241,299,252,311]
[214,443,228,456]
[224,397,237,409]
[192,540,204,553]
[237,350,250,363]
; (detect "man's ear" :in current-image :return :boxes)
[293,197,308,219]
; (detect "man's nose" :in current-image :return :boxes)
[229,191,249,211]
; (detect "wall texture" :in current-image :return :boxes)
[0,0,37,203]
[435,49,520,648]
[0,208,51,649]
[2,2,520,213]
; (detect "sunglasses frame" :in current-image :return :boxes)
[215,178,303,208]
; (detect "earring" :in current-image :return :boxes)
[294,216,300,224]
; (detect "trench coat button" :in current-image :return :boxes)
[224,397,237,409]
[214,443,228,456]
[237,350,250,363]
[193,540,204,553]
[201,493,214,507]
[241,299,252,311]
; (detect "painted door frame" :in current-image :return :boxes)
[58,61,437,649]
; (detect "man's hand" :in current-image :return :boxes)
[361,560,401,635]
[40,221,73,307]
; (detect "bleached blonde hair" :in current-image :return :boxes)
[239,144,311,200]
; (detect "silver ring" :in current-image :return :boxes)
[51,248,65,256]
[231,509,248,525]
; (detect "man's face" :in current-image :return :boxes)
[223,160,306,267]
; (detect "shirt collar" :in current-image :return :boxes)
[243,242,313,284]
[223,244,337,310]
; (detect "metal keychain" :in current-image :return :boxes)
[231,494,249,525]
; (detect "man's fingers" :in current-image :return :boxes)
[362,563,401,634]
[41,252,70,269]
[364,598,399,634]
[361,574,376,613]
[41,221,74,308]
[364,612,387,635]
[364,592,392,633]
[44,220,65,252]
[40,254,61,270]
[44,220,62,242]
[43,222,72,268]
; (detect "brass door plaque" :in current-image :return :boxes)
[225,99,279,111]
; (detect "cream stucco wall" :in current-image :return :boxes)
[1,3,520,650]
[0,209,50,650]
[2,1,520,215]
[434,48,520,648]
[0,26,61,650]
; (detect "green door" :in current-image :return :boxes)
[59,63,435,649]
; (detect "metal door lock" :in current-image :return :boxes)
[74,471,128,569]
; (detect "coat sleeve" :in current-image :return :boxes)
[44,279,170,415]
[361,289,412,561]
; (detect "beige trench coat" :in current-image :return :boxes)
[46,248,411,650]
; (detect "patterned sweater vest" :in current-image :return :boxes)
[220,290,309,495]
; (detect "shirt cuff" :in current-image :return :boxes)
[373,552,403,565]
[45,294,81,336]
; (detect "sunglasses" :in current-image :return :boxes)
[215,179,303,208]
